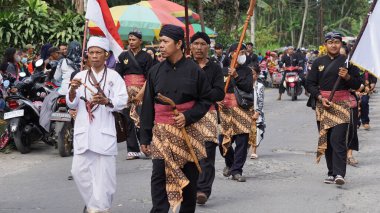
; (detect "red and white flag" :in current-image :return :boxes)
[85,0,123,59]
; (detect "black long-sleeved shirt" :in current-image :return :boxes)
[115,50,153,78]
[280,54,303,67]
[196,60,225,103]
[306,55,361,99]
[223,65,253,94]
[140,56,212,145]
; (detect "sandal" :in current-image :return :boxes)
[250,153,258,159]
[347,157,358,166]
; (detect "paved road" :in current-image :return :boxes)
[1,88,379,213]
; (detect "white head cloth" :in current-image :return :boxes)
[87,37,110,52]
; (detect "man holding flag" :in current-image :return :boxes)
[306,32,361,185]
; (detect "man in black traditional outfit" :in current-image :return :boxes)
[140,24,212,213]
[219,43,253,182]
[115,30,153,159]
[306,32,361,185]
[190,32,225,205]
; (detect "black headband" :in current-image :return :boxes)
[128,31,142,39]
[190,32,210,45]
[159,24,184,42]
[325,32,343,42]
[229,43,247,54]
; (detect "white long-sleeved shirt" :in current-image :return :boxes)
[66,67,127,155]
[55,59,75,95]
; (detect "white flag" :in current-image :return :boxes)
[350,1,380,79]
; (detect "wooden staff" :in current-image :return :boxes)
[156,93,202,173]
[184,0,191,55]
[71,80,96,95]
[329,0,378,101]
[80,19,89,71]
[224,0,256,93]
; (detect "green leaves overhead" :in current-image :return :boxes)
[0,0,84,54]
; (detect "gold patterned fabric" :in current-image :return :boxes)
[194,110,218,144]
[127,85,143,128]
[316,101,350,163]
[248,120,257,147]
[151,122,206,212]
[220,105,253,156]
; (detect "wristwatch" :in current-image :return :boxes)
[106,98,114,108]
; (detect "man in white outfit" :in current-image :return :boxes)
[66,37,128,213]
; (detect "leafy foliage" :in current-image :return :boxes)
[0,0,84,55]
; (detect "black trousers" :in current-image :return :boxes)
[151,159,199,213]
[197,141,217,198]
[348,107,359,151]
[324,123,349,178]
[360,95,370,124]
[124,107,140,153]
[219,133,249,176]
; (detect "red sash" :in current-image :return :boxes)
[124,74,145,87]
[223,93,238,108]
[154,101,195,125]
[320,90,357,108]
[209,104,216,111]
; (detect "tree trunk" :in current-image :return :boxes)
[198,0,206,32]
[339,0,348,28]
[297,0,308,48]
[73,0,85,14]
[250,7,256,45]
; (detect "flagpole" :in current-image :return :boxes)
[80,19,89,71]
[184,0,191,55]
[329,0,378,101]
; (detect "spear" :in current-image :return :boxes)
[224,0,256,93]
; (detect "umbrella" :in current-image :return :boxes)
[117,5,162,41]
[136,0,200,22]
[191,24,218,38]
[89,4,195,42]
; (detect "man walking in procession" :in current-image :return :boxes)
[190,32,225,205]
[140,24,212,213]
[306,32,361,185]
[67,37,128,212]
[116,30,153,160]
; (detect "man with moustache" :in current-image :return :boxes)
[190,32,225,205]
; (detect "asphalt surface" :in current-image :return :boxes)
[0,88,379,213]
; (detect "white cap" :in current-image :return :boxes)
[87,37,110,52]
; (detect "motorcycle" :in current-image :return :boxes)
[49,95,73,157]
[3,59,54,153]
[271,70,283,88]
[283,66,303,101]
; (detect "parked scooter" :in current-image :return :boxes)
[49,95,73,157]
[283,66,303,101]
[3,59,54,153]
